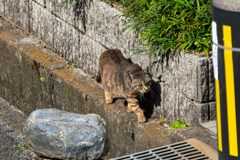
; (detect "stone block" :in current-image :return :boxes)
[50,0,150,68]
[152,51,211,102]
[160,83,214,125]
[54,17,80,63]
[4,0,16,21]
[208,57,215,101]
[18,0,30,31]
[53,16,107,76]
[31,1,54,47]
[196,57,209,102]
[53,0,75,26]
[78,33,106,76]
[4,0,29,30]
[209,102,216,121]
[24,109,109,159]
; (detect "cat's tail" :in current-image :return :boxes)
[96,73,101,83]
[96,66,102,83]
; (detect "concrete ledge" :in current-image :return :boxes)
[170,125,218,151]
[0,17,172,158]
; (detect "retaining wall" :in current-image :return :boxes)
[0,0,215,125]
[0,18,171,158]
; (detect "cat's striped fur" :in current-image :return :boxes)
[96,49,151,122]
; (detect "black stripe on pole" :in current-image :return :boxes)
[233,50,240,159]
[218,47,231,160]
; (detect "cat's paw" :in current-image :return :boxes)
[106,99,113,104]
[127,107,134,113]
[138,115,146,122]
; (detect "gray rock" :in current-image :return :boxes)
[24,109,109,160]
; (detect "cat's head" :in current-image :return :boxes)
[129,67,152,93]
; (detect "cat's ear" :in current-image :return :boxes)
[142,67,149,74]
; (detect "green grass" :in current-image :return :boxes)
[119,0,212,58]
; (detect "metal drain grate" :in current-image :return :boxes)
[110,139,217,160]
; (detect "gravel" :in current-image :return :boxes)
[0,97,50,160]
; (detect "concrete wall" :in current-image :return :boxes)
[0,18,171,158]
[0,0,215,125]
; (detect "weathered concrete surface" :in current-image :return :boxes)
[24,109,109,159]
[31,1,54,48]
[3,0,30,32]
[52,0,145,65]
[0,17,171,158]
[170,125,218,151]
[158,82,216,125]
[0,1,4,15]
[0,0,216,124]
[151,51,215,102]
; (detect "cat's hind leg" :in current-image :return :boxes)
[104,90,113,104]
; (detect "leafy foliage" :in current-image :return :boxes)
[169,120,191,136]
[55,0,212,57]
[118,0,212,57]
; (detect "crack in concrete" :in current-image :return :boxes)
[162,82,214,104]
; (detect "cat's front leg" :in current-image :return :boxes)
[126,98,146,122]
[127,105,134,113]
[104,90,113,104]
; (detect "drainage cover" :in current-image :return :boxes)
[110,139,218,160]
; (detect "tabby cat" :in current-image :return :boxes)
[96,49,152,122]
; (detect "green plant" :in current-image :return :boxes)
[43,54,48,58]
[158,118,167,125]
[168,120,190,136]
[12,143,28,152]
[18,128,23,132]
[40,77,45,81]
[0,113,7,121]
[71,63,76,68]
[120,0,212,58]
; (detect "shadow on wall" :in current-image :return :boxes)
[138,51,173,121]
[139,79,161,121]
